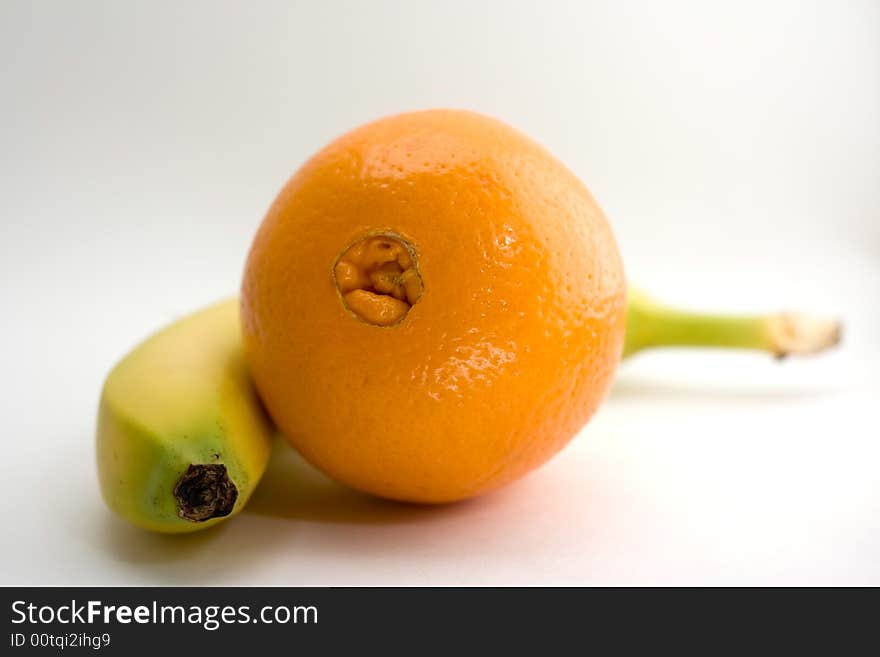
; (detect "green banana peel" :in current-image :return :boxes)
[623,288,842,359]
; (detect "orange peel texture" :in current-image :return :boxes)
[241,109,626,503]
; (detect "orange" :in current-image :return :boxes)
[241,109,626,503]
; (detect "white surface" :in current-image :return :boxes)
[1,0,878,585]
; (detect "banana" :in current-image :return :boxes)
[96,290,839,533]
[96,299,273,533]
[623,288,842,359]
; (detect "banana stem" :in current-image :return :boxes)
[623,290,842,359]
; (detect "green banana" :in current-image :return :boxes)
[95,289,839,534]
[96,299,273,533]
[623,288,842,359]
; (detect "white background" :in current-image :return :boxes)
[1,1,877,585]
